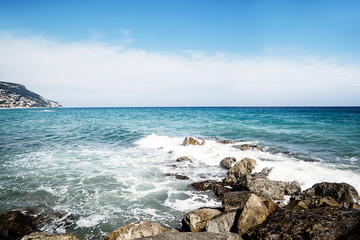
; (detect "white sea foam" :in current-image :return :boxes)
[76,214,106,228]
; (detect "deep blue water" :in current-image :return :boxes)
[0,107,359,239]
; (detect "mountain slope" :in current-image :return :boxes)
[0,81,62,108]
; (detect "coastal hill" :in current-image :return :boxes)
[0,81,61,108]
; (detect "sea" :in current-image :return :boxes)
[0,107,359,239]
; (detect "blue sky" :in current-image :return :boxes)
[0,0,359,106]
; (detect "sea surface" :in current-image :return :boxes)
[0,107,359,239]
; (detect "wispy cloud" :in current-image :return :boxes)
[0,33,359,107]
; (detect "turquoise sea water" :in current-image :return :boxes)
[1,107,359,239]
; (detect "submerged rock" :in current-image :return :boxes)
[235,144,263,152]
[220,157,236,170]
[136,232,242,240]
[0,210,37,240]
[301,182,360,208]
[234,173,285,200]
[244,207,360,240]
[102,221,171,240]
[182,208,222,232]
[218,140,235,144]
[176,156,192,162]
[164,173,190,180]
[22,232,80,240]
[183,137,205,146]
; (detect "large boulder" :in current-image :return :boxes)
[285,196,341,210]
[0,210,37,240]
[244,207,360,240]
[236,194,272,235]
[206,211,237,233]
[136,232,242,240]
[182,208,222,232]
[22,232,80,240]
[301,182,360,208]
[228,158,256,177]
[222,191,253,212]
[220,157,236,170]
[102,221,171,240]
[183,137,205,146]
[234,173,285,200]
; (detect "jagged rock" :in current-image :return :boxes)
[222,191,253,212]
[0,210,37,240]
[259,167,273,177]
[228,158,256,177]
[237,194,271,235]
[223,174,238,187]
[218,140,235,144]
[262,200,279,213]
[234,173,285,200]
[176,156,192,162]
[191,180,219,191]
[285,196,342,210]
[244,207,360,240]
[22,232,80,240]
[235,144,263,152]
[102,221,171,240]
[284,181,301,196]
[183,137,205,146]
[220,157,236,169]
[164,173,189,180]
[206,210,237,233]
[0,81,61,108]
[214,186,231,200]
[136,232,242,240]
[301,182,360,208]
[182,208,222,232]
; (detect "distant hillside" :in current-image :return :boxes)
[0,81,62,108]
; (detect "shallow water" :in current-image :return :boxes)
[0,107,359,239]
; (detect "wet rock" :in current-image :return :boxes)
[259,167,272,177]
[102,221,171,240]
[223,174,238,187]
[237,194,271,235]
[222,191,253,212]
[164,173,189,180]
[285,196,342,210]
[215,186,231,200]
[284,181,301,196]
[136,232,242,240]
[218,140,235,144]
[22,232,80,240]
[228,158,256,177]
[234,173,285,200]
[191,180,219,191]
[0,210,37,240]
[176,156,192,162]
[235,144,263,152]
[206,210,237,233]
[183,137,205,146]
[244,207,360,240]
[220,157,236,170]
[301,182,360,208]
[262,200,279,213]
[182,208,222,232]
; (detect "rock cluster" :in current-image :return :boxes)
[0,81,61,108]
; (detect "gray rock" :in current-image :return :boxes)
[102,221,171,240]
[259,167,273,177]
[234,173,285,200]
[244,207,360,240]
[136,232,242,240]
[22,232,80,240]
[182,208,222,232]
[222,191,253,212]
[220,157,236,169]
[206,210,237,233]
[284,181,301,196]
[176,156,192,162]
[301,182,360,208]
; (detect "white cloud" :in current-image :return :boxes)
[0,34,359,107]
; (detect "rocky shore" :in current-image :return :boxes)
[1,137,359,240]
